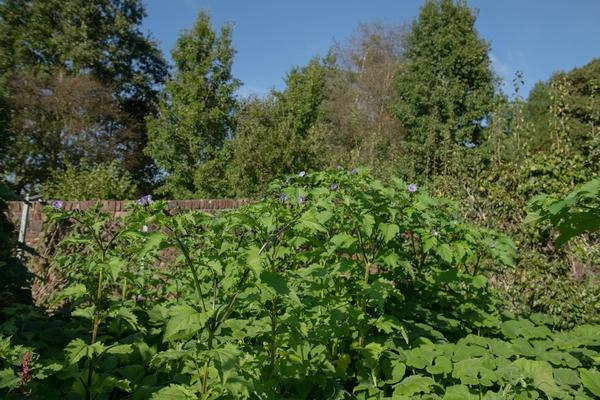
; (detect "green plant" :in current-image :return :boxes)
[43,161,139,200]
[2,169,599,399]
[526,177,600,247]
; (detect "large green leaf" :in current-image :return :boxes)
[163,305,209,342]
[443,385,479,400]
[513,358,565,398]
[150,384,196,399]
[259,271,289,295]
[393,375,435,396]
[0,368,18,389]
[579,369,600,397]
[379,222,399,243]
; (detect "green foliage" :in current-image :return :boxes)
[393,0,496,177]
[43,161,138,200]
[324,22,406,175]
[2,169,600,399]
[201,58,331,198]
[526,60,600,153]
[527,177,600,247]
[0,169,540,398]
[145,11,240,198]
[0,0,167,192]
[230,61,328,197]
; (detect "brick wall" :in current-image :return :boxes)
[6,199,250,249]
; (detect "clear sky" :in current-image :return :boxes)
[142,0,600,98]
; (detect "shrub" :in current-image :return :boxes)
[43,161,138,200]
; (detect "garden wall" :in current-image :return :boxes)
[6,199,250,249]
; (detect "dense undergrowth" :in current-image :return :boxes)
[1,170,599,399]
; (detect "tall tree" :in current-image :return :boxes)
[393,0,496,178]
[0,0,166,192]
[524,59,600,155]
[223,58,330,198]
[145,11,239,198]
[325,22,406,172]
[5,70,130,191]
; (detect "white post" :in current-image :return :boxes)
[16,193,30,260]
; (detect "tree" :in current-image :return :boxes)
[522,81,553,152]
[325,22,406,172]
[145,11,239,198]
[0,0,167,191]
[225,59,330,197]
[5,70,129,192]
[393,0,496,178]
[524,59,600,156]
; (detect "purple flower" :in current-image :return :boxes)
[51,200,64,210]
[136,195,153,206]
[298,170,306,177]
[330,183,338,191]
[407,183,418,193]
[279,193,288,202]
[297,195,305,205]
[463,140,477,149]
[351,168,358,175]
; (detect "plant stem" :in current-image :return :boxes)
[201,329,214,395]
[87,249,105,400]
[117,277,128,337]
[270,296,278,372]
[174,236,207,312]
[356,228,370,348]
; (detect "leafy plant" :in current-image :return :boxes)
[2,169,599,399]
[526,177,600,247]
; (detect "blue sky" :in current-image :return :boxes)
[143,0,600,98]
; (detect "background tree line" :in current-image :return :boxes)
[0,0,598,326]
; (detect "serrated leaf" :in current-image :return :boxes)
[106,344,133,355]
[0,368,18,389]
[150,384,196,399]
[141,231,166,256]
[52,284,87,304]
[436,243,453,263]
[379,223,399,243]
[72,305,95,320]
[329,233,356,249]
[259,271,289,296]
[65,338,102,364]
[163,305,209,342]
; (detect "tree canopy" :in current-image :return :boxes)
[145,11,239,198]
[0,0,167,193]
[393,0,497,177]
